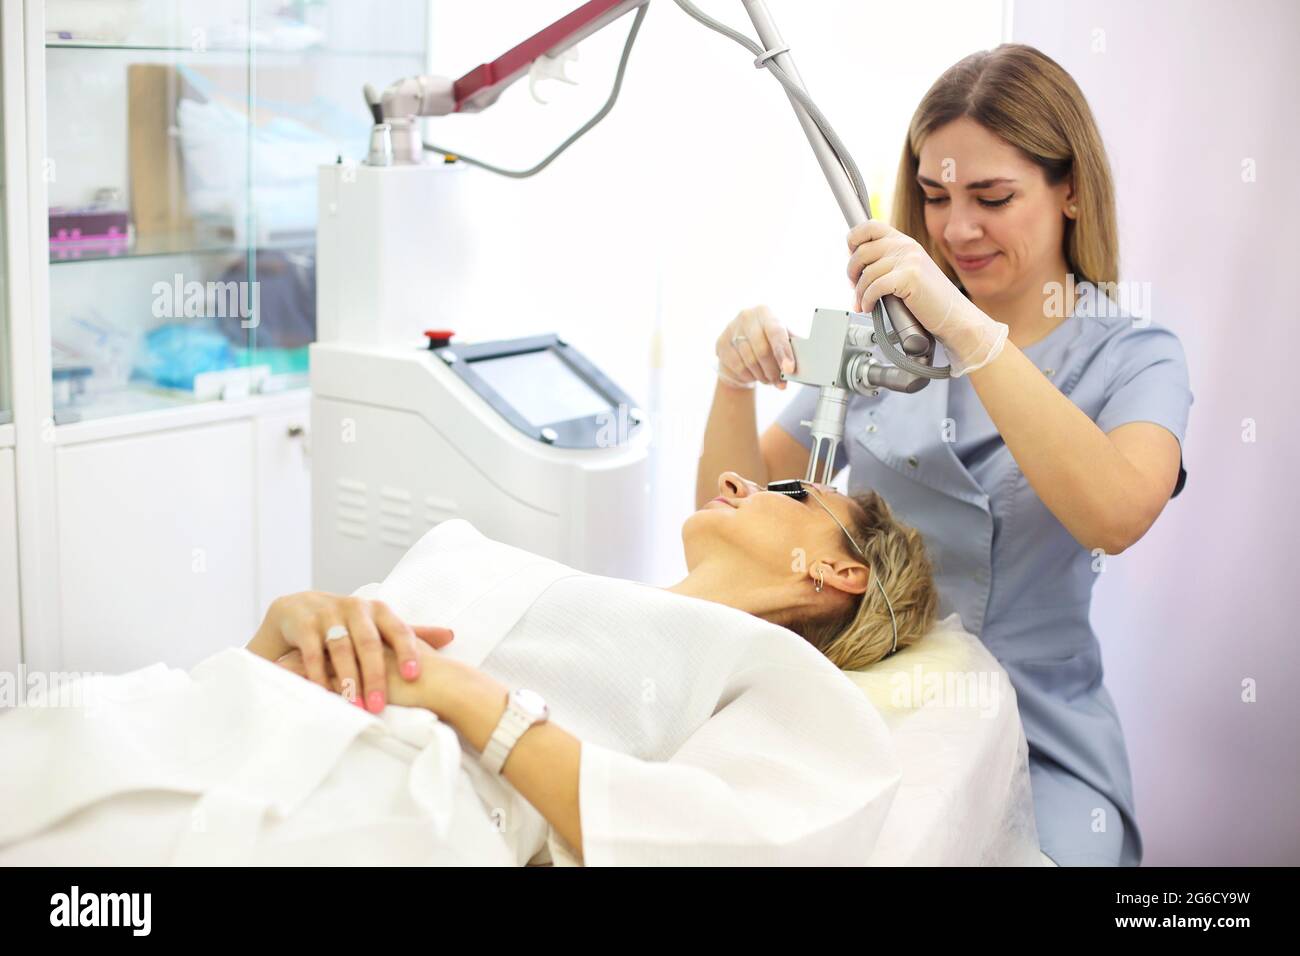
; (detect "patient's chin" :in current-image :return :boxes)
[681,509,713,538]
[680,509,731,550]
[686,503,730,525]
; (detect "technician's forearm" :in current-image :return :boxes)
[437,673,584,859]
[969,343,1157,552]
[696,381,767,508]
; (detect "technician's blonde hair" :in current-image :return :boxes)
[804,491,938,671]
[891,43,1118,289]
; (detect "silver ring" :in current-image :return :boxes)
[324,624,349,642]
[731,333,749,345]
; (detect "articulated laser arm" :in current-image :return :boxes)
[364,0,645,122]
[366,0,950,481]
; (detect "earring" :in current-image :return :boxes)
[814,569,824,593]
[1068,203,1078,216]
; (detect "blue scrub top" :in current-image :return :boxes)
[777,300,1193,866]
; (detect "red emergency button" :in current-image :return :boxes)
[424,329,455,349]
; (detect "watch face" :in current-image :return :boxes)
[513,688,548,720]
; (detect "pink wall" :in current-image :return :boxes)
[1014,0,1300,864]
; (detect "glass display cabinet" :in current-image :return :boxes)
[41,0,429,423]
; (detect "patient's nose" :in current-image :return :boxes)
[718,471,758,499]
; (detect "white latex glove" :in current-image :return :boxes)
[847,221,1008,376]
[715,305,796,391]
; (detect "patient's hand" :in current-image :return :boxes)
[275,639,499,718]
[247,591,454,714]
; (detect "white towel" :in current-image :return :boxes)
[0,648,513,866]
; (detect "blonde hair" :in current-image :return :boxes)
[890,43,1118,289]
[802,491,938,670]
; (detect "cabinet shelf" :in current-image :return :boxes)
[49,231,314,265]
[45,41,424,58]
[52,381,310,440]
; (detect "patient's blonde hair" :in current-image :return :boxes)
[802,491,937,670]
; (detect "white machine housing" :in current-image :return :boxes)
[316,160,469,346]
[312,161,652,593]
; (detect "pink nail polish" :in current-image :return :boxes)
[401,660,419,680]
[367,691,385,713]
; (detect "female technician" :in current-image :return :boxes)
[696,44,1193,866]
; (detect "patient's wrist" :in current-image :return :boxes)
[427,662,509,751]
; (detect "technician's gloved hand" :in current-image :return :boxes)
[716,305,796,391]
[245,592,455,714]
[847,221,1009,376]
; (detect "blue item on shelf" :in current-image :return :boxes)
[135,323,236,391]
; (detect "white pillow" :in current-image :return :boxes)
[843,613,1045,865]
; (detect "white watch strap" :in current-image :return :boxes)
[480,696,542,775]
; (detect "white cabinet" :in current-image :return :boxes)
[50,393,310,674]
[254,407,312,614]
[56,420,257,673]
[0,0,428,675]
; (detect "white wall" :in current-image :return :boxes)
[427,0,1003,585]
[1013,0,1300,865]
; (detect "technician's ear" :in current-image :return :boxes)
[1063,178,1078,219]
[811,559,871,597]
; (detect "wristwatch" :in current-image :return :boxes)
[480,688,549,775]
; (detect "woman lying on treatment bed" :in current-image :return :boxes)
[0,472,938,866]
